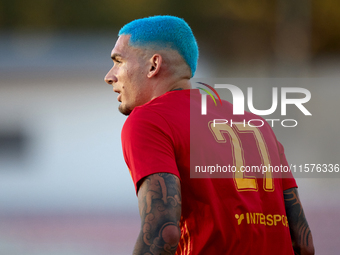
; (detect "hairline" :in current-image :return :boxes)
[121,34,187,68]
[122,34,179,55]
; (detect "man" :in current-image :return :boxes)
[104,15,314,255]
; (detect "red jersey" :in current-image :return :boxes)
[122,89,297,255]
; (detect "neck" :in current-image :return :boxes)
[168,79,191,91]
[149,78,191,100]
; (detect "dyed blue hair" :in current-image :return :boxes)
[118,15,199,77]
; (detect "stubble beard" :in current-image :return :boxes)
[118,104,132,116]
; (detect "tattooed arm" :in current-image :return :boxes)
[133,173,182,255]
[284,188,315,255]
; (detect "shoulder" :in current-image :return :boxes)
[122,90,190,134]
[122,107,171,141]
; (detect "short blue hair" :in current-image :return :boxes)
[118,15,199,77]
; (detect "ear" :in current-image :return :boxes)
[147,54,162,78]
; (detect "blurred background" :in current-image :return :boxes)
[0,0,339,254]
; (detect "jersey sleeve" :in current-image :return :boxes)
[121,108,180,194]
[277,141,298,190]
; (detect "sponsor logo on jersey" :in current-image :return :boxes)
[235,212,289,227]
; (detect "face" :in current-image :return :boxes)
[104,35,151,115]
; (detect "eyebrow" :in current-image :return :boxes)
[111,53,123,61]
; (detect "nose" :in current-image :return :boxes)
[104,68,118,85]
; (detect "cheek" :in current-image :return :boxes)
[128,61,146,78]
[126,66,137,81]
[122,63,148,102]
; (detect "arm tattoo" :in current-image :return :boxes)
[133,173,181,255]
[284,188,314,255]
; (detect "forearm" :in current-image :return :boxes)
[133,173,182,255]
[284,188,315,255]
[133,224,180,255]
